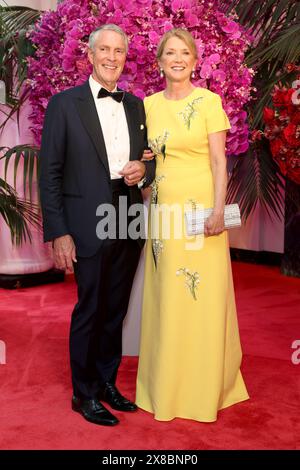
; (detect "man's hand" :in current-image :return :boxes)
[53,234,77,271]
[119,161,146,186]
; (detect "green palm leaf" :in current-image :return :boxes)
[220,0,300,42]
[0,144,40,201]
[1,6,40,31]
[0,176,41,245]
[220,0,299,221]
[247,23,300,72]
[0,5,40,119]
[249,65,294,129]
[220,1,300,123]
[227,142,285,221]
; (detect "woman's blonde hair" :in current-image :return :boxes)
[156,28,198,60]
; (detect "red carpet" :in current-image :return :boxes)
[0,261,299,450]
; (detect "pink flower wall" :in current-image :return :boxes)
[27,0,254,155]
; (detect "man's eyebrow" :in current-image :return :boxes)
[98,44,125,50]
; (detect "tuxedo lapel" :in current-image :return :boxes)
[123,93,138,161]
[75,82,110,176]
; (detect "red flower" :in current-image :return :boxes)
[285,63,296,73]
[285,88,295,106]
[283,123,300,147]
[263,79,300,185]
[250,129,263,142]
[263,107,275,123]
[287,158,300,184]
[278,108,290,123]
[291,110,300,125]
[272,87,294,108]
[270,138,285,157]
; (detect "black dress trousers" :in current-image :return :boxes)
[69,180,142,399]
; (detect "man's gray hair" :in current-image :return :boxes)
[89,24,128,53]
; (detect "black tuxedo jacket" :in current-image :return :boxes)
[39,80,155,257]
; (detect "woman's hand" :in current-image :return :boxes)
[141,149,155,161]
[204,211,225,237]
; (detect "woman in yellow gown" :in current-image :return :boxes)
[136,28,249,422]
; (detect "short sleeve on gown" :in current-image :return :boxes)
[206,93,231,134]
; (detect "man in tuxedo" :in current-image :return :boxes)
[39,24,155,426]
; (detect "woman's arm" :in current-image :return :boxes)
[205,130,228,236]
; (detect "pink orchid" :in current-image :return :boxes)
[200,62,212,79]
[207,53,221,65]
[149,31,160,45]
[28,0,253,156]
[171,0,192,12]
[184,11,199,27]
[212,69,226,82]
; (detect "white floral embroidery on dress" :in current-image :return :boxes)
[176,268,200,300]
[150,175,165,268]
[178,97,204,130]
[148,130,170,160]
[150,174,165,204]
[152,239,164,267]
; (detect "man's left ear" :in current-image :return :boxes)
[87,48,94,66]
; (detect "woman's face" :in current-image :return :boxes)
[159,36,197,84]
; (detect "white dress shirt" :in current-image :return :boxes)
[89,75,130,179]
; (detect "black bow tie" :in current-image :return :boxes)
[97,88,124,103]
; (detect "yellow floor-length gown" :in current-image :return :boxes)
[136,88,249,422]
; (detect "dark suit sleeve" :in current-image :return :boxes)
[138,101,156,188]
[39,94,69,242]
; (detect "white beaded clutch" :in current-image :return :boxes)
[185,203,241,235]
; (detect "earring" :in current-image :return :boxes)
[160,68,164,78]
[191,70,195,79]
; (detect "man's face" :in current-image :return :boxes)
[88,30,127,91]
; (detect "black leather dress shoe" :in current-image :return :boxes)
[100,383,137,412]
[72,396,119,426]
